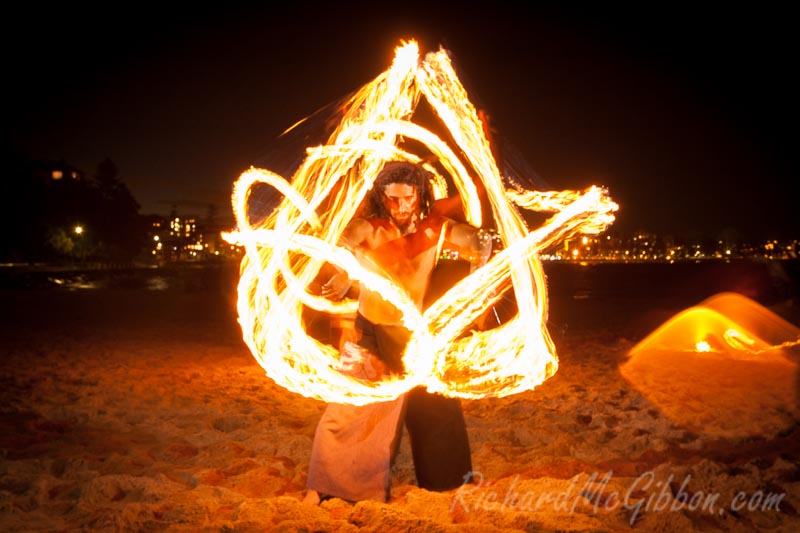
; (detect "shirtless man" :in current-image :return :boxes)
[304,161,490,503]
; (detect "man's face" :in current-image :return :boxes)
[382,182,419,230]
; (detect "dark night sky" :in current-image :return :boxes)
[6,3,798,240]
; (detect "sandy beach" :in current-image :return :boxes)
[1,263,799,532]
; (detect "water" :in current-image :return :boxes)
[0,262,241,293]
[542,259,800,336]
[1,259,797,337]
[544,259,799,305]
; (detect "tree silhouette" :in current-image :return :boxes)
[0,153,147,263]
[88,157,142,262]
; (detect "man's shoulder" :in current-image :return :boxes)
[431,196,467,223]
[421,213,475,233]
[353,217,392,232]
[342,217,389,245]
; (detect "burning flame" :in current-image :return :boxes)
[622,292,800,437]
[223,41,618,404]
[695,340,711,352]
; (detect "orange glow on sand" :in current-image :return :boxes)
[621,292,800,437]
[223,41,618,404]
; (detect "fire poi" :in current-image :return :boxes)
[223,41,618,405]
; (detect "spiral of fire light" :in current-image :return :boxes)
[223,41,618,404]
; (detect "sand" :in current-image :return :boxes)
[1,277,799,532]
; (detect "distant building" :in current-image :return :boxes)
[141,211,242,262]
[30,159,85,182]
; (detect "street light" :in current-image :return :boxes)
[73,225,86,262]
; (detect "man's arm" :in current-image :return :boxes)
[445,222,493,269]
[337,217,373,252]
[321,218,372,300]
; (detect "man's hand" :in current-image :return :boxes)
[321,270,351,300]
[338,341,386,380]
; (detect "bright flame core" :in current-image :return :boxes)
[224,41,618,404]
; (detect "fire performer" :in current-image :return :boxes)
[304,161,493,503]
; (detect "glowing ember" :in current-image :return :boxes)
[695,340,711,352]
[621,292,800,437]
[223,40,618,404]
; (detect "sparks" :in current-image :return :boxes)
[223,40,618,404]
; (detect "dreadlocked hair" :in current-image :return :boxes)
[366,161,436,219]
